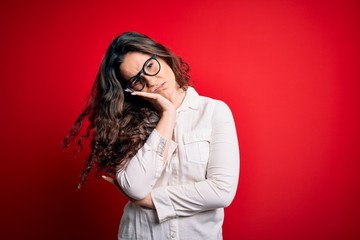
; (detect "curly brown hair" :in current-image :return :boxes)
[64,32,191,188]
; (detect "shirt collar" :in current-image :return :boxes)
[176,86,200,112]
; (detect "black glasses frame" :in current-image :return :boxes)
[125,54,161,92]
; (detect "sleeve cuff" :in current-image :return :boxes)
[146,129,168,157]
[151,187,176,223]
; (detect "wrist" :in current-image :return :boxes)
[161,108,176,119]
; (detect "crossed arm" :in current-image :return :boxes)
[103,93,239,222]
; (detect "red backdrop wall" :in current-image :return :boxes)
[1,0,359,239]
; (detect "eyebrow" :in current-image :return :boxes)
[127,57,149,81]
[119,62,140,82]
[128,68,142,81]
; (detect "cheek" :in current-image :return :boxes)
[162,66,175,80]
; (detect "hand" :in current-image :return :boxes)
[131,91,175,114]
[133,193,155,209]
[132,91,176,163]
[102,175,155,209]
[102,175,135,202]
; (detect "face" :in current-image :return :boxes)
[119,52,178,95]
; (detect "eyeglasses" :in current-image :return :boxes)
[124,54,161,92]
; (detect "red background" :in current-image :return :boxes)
[1,0,359,239]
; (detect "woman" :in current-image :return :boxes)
[65,32,239,239]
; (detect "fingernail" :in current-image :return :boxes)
[124,89,133,93]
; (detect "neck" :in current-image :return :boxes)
[166,86,186,109]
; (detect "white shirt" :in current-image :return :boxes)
[116,87,240,240]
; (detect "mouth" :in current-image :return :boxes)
[153,82,165,93]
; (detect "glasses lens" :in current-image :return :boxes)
[129,77,144,91]
[143,58,160,76]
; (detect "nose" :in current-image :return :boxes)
[142,75,158,88]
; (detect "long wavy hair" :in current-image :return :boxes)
[64,32,190,188]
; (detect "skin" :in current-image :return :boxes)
[103,52,186,209]
[119,52,185,106]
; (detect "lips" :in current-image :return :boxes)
[153,82,165,92]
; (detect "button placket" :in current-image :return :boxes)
[169,217,179,240]
[169,114,179,240]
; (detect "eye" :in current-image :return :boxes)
[130,77,143,87]
[146,62,153,70]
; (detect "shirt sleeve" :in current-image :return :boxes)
[116,129,176,200]
[151,101,240,223]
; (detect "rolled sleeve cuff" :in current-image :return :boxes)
[146,129,167,157]
[151,187,176,223]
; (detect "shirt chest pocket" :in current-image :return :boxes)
[183,128,212,164]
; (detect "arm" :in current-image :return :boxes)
[116,92,176,200]
[151,101,240,222]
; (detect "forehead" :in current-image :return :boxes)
[119,52,152,79]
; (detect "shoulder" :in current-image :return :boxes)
[199,98,234,125]
[196,93,231,112]
[186,87,233,115]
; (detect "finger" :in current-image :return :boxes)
[131,91,159,99]
[102,175,115,184]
